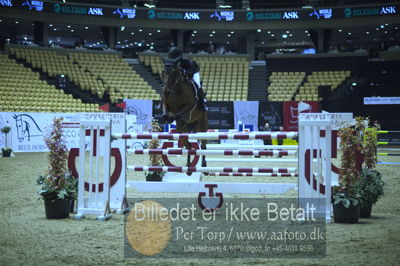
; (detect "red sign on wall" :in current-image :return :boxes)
[283,101,320,131]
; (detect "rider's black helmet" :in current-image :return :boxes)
[168,47,182,60]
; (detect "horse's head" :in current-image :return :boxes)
[12,114,24,142]
[162,56,182,85]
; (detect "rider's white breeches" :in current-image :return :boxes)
[193,72,201,88]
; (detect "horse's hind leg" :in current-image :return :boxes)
[201,139,209,176]
[201,139,207,167]
[185,141,192,176]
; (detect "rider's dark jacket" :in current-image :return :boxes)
[179,58,200,78]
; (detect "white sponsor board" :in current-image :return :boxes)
[233,101,259,131]
[0,112,72,152]
[0,112,128,152]
[309,112,354,129]
[364,97,400,105]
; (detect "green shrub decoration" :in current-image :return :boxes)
[36,117,77,200]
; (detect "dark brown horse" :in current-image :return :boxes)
[161,57,208,168]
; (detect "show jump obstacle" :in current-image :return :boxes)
[75,113,353,222]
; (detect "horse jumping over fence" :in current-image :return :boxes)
[161,56,208,169]
[75,114,335,222]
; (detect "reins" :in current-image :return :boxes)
[164,66,182,95]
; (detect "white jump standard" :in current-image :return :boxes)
[76,119,113,221]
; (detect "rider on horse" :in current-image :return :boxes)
[167,47,207,111]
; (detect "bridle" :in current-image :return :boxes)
[164,64,183,94]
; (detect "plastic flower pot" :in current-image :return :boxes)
[2,149,11,157]
[44,198,71,219]
[359,202,373,218]
[333,202,361,223]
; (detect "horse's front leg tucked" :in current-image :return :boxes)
[181,139,192,176]
[161,102,175,124]
[162,114,175,124]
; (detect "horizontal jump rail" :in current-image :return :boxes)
[207,172,298,177]
[113,132,298,140]
[207,129,240,132]
[377,142,400,145]
[205,158,298,163]
[377,153,400,156]
[378,130,400,134]
[206,144,298,150]
[127,148,297,157]
[377,148,400,151]
[127,166,297,174]
[126,181,297,194]
[377,161,400,165]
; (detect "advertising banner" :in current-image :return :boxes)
[283,101,320,131]
[0,112,127,152]
[234,101,259,131]
[0,112,76,152]
[364,97,400,105]
[208,101,234,129]
[258,101,283,131]
[125,99,153,131]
